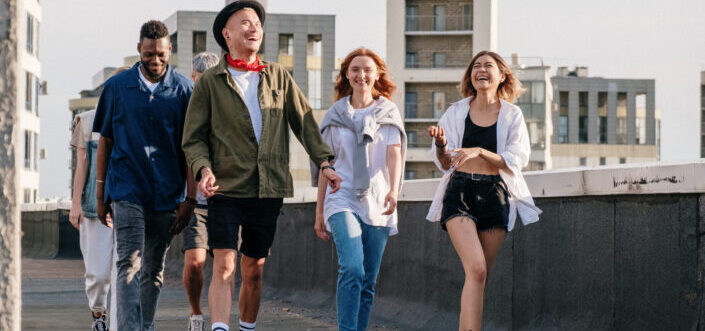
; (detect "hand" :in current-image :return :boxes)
[322,168,342,193]
[170,201,194,235]
[69,202,83,230]
[199,167,219,198]
[382,190,398,215]
[450,148,483,168]
[314,212,329,241]
[97,199,113,228]
[428,125,447,146]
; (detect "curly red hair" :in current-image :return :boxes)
[334,48,396,101]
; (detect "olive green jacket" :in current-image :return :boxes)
[182,56,332,198]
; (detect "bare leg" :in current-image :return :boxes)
[478,229,506,282]
[239,255,266,323]
[209,249,237,325]
[446,217,486,331]
[183,248,207,316]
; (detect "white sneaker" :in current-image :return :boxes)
[188,314,204,331]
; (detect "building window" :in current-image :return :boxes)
[531,82,545,104]
[432,92,445,118]
[528,121,545,148]
[404,170,417,180]
[433,52,446,68]
[617,92,627,144]
[308,70,321,109]
[405,92,417,118]
[432,170,441,178]
[636,93,646,144]
[307,35,322,57]
[462,4,473,30]
[26,13,34,55]
[558,91,569,143]
[579,157,586,166]
[23,189,31,204]
[578,92,588,143]
[25,71,33,112]
[599,157,606,165]
[34,76,40,115]
[192,31,206,54]
[33,132,38,171]
[407,131,417,147]
[170,33,178,53]
[24,130,31,169]
[279,34,293,55]
[598,92,607,143]
[405,52,418,68]
[433,5,447,31]
[619,157,626,164]
[405,6,419,31]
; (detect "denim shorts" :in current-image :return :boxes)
[440,172,510,232]
[182,206,208,252]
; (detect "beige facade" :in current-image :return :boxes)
[17,0,42,203]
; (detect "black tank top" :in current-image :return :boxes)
[462,113,497,152]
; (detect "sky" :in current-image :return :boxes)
[37,0,705,198]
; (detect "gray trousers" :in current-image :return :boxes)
[112,201,174,331]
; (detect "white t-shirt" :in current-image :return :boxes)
[138,64,160,93]
[322,102,402,235]
[227,68,262,143]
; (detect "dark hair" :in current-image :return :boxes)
[334,48,395,101]
[460,50,524,103]
[140,20,169,41]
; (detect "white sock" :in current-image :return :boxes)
[239,319,256,331]
[212,321,229,331]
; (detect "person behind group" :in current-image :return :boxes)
[312,47,406,331]
[182,52,220,331]
[181,2,341,331]
[69,64,127,331]
[426,50,542,330]
[93,20,196,331]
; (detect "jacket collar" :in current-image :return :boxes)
[126,62,177,89]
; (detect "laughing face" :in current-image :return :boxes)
[138,37,171,82]
[222,8,263,57]
[470,54,505,92]
[346,55,379,94]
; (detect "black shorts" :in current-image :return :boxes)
[440,172,510,232]
[207,195,284,259]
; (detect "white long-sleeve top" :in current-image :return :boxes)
[426,96,542,231]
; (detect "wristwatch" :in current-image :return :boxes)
[321,165,335,172]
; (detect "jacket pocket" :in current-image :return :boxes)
[265,153,291,192]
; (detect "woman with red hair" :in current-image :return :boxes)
[427,51,541,330]
[311,48,407,331]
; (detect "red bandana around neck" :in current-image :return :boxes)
[226,54,266,72]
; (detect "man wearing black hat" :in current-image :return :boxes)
[182,2,341,331]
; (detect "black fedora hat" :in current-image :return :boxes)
[213,0,265,52]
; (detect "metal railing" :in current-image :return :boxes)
[406,14,472,32]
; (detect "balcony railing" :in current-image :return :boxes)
[406,15,472,33]
[405,51,471,69]
[404,102,452,120]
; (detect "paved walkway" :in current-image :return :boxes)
[21,258,396,330]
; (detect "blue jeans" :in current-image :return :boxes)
[111,201,174,331]
[329,212,390,331]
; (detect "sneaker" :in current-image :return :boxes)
[187,314,204,331]
[91,313,108,331]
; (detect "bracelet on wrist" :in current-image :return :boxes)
[435,141,447,148]
[321,165,335,172]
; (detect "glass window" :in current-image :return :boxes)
[559,91,569,143]
[404,170,417,180]
[636,93,646,144]
[33,132,38,170]
[597,92,607,143]
[579,157,586,166]
[405,52,418,68]
[34,76,40,115]
[23,189,31,204]
[407,131,417,147]
[405,92,417,118]
[25,71,33,111]
[24,130,31,169]
[433,52,446,68]
[405,6,419,31]
[463,4,473,30]
[307,35,322,57]
[26,13,34,54]
[278,34,293,55]
[432,92,445,118]
[170,33,178,53]
[434,5,447,31]
[578,92,588,143]
[617,93,627,144]
[307,70,321,109]
[531,82,545,104]
[619,157,626,164]
[192,31,206,54]
[599,157,606,165]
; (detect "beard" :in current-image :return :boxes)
[140,60,167,81]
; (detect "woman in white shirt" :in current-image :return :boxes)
[427,50,541,330]
[312,48,406,331]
